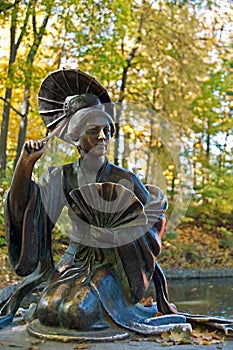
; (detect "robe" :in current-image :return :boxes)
[1,159,181,333]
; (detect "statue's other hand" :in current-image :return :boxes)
[22,139,46,163]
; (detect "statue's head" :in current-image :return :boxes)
[38,69,115,146]
[66,102,115,156]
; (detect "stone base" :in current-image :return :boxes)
[27,319,130,342]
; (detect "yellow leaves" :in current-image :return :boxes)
[123,123,134,137]
[160,327,192,345]
[171,329,192,345]
[73,344,90,350]
[168,164,175,170]
[160,223,233,270]
[158,327,224,346]
[139,296,154,307]
[123,123,146,140]
[191,328,223,346]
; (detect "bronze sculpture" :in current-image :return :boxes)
[0,69,232,341]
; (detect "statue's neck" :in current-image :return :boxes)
[79,155,106,173]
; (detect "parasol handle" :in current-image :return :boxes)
[40,115,69,143]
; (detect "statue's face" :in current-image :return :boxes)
[78,115,111,156]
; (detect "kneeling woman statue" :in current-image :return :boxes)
[2,69,227,341]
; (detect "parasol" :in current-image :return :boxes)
[38,68,114,138]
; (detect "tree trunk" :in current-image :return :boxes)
[14,87,29,167]
[0,2,31,173]
[14,3,52,167]
[0,88,13,173]
[113,108,121,166]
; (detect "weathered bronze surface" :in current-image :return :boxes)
[0,69,232,340]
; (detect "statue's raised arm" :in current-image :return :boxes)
[9,140,46,224]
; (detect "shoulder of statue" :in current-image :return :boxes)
[107,162,134,177]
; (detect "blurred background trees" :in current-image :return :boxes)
[0,0,232,262]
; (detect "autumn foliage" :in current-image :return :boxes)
[0,0,233,284]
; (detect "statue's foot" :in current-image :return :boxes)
[17,303,37,322]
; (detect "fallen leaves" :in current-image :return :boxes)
[73,344,90,350]
[160,327,192,345]
[139,296,154,307]
[191,328,223,346]
[154,326,224,346]
[160,224,233,270]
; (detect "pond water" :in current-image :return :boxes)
[167,277,233,319]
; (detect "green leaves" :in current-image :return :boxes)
[0,0,232,229]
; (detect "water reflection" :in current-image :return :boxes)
[167,277,233,319]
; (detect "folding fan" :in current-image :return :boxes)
[69,182,148,247]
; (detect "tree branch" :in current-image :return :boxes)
[0,97,25,118]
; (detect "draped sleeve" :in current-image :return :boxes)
[4,166,65,277]
[116,186,166,303]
